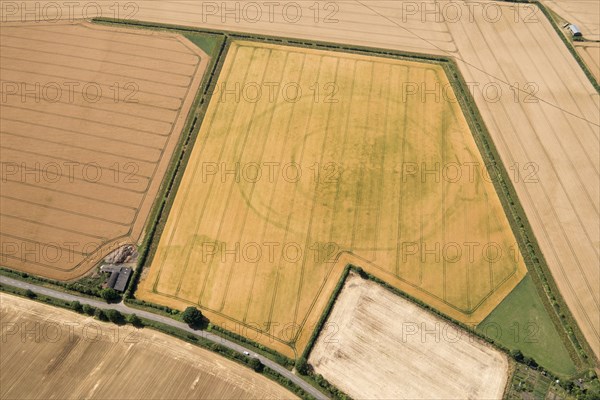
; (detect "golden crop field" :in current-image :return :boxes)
[137,41,527,356]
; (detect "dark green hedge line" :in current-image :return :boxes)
[125,33,229,301]
[0,283,83,312]
[301,266,351,360]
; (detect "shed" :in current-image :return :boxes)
[114,267,132,292]
[567,24,582,37]
[106,271,119,289]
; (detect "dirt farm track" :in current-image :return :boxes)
[0,21,209,280]
[1,0,599,361]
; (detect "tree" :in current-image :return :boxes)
[25,289,36,299]
[105,309,125,324]
[295,357,309,375]
[100,288,120,303]
[248,357,263,372]
[510,349,524,362]
[94,308,108,321]
[523,356,538,368]
[182,306,203,328]
[82,304,95,315]
[127,313,143,328]
[71,301,83,313]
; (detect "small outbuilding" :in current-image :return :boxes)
[114,267,132,292]
[106,271,119,289]
[567,24,582,37]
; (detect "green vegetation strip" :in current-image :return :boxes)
[0,267,108,300]
[125,29,227,301]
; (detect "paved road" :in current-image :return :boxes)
[0,276,327,400]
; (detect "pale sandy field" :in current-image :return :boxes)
[0,21,208,280]
[576,42,600,82]
[0,293,296,400]
[541,0,600,81]
[137,40,527,357]
[3,1,598,360]
[543,0,600,40]
[309,273,509,399]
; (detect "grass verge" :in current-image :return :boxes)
[478,275,577,377]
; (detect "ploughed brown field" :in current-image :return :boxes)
[0,293,297,399]
[0,21,209,280]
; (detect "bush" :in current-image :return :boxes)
[249,357,264,372]
[94,308,108,321]
[25,289,36,298]
[511,349,524,362]
[127,313,143,327]
[82,304,95,315]
[295,357,309,375]
[182,306,203,328]
[71,301,83,313]
[105,309,125,324]
[100,288,120,303]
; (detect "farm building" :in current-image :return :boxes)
[114,267,132,292]
[567,24,582,37]
[104,266,133,292]
[106,271,119,289]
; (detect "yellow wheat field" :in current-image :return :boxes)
[137,41,527,357]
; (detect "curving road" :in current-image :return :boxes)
[0,276,327,400]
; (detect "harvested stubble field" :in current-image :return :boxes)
[138,40,527,356]
[541,0,600,82]
[575,42,600,82]
[308,273,509,399]
[0,293,296,399]
[543,0,600,41]
[0,21,209,280]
